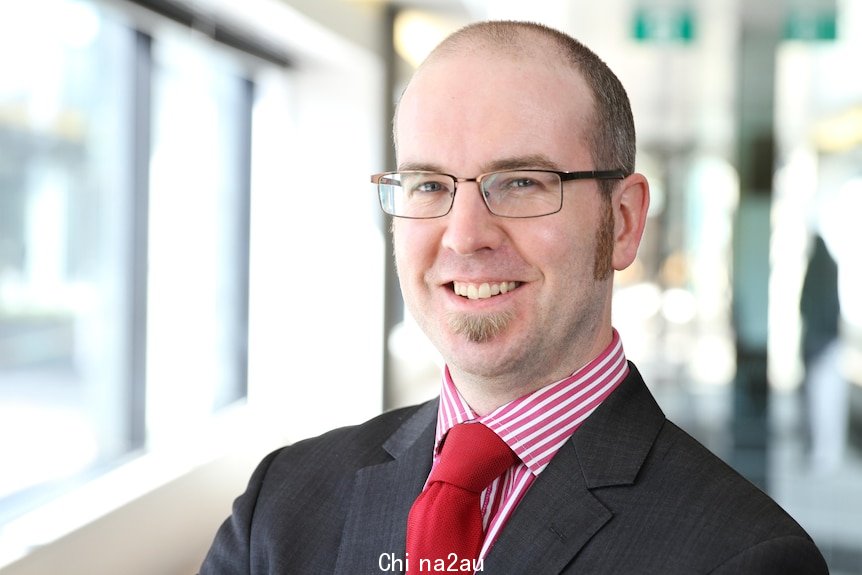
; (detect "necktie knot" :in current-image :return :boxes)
[405,422,517,573]
[429,423,516,493]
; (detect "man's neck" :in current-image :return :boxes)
[447,332,616,416]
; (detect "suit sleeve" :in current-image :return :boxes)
[709,535,829,575]
[198,448,284,575]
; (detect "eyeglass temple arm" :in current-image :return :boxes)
[371,174,401,186]
[559,169,627,182]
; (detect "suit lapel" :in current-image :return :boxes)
[333,400,437,575]
[480,441,612,573]
[483,364,665,573]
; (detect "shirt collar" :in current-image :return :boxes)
[435,329,629,474]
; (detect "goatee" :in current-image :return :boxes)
[447,309,515,343]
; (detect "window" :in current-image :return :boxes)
[0,0,251,527]
[0,0,138,524]
[146,29,251,444]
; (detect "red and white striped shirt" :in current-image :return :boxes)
[431,329,629,560]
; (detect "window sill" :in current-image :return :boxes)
[0,403,282,575]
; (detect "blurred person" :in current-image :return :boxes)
[200,21,827,574]
[800,234,847,472]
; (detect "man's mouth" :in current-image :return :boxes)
[452,281,520,300]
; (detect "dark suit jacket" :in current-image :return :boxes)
[200,364,828,574]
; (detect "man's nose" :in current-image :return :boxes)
[440,182,505,255]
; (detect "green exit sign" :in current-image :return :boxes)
[784,9,837,40]
[632,6,696,43]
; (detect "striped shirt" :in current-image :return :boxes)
[431,329,628,560]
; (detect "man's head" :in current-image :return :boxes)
[396,21,637,193]
[388,21,649,411]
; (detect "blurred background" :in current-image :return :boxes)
[0,0,860,573]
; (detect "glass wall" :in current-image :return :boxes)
[0,0,252,532]
[146,29,251,446]
[771,31,862,572]
[0,0,137,523]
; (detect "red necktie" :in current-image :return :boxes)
[405,422,517,573]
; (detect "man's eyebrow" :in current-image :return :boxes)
[397,155,559,175]
[397,161,446,172]
[483,155,559,172]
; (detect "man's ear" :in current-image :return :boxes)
[611,173,650,271]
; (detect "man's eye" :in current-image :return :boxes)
[413,180,447,193]
[499,177,536,190]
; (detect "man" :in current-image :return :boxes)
[200,21,827,574]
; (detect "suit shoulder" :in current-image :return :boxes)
[200,401,437,574]
[650,419,815,541]
[582,418,826,572]
[264,400,435,475]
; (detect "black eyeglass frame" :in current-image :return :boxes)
[371,168,628,219]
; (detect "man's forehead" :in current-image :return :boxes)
[395,49,593,139]
[392,31,598,171]
[418,35,569,79]
[399,47,589,121]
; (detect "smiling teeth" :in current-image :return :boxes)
[453,281,519,300]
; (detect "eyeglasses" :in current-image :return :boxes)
[371,169,627,219]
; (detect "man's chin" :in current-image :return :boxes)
[446,310,515,344]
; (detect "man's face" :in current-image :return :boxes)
[393,50,617,393]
